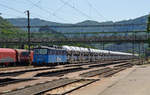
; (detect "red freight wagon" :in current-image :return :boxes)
[0,48,16,66]
[15,49,33,65]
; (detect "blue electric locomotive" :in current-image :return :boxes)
[33,46,67,65]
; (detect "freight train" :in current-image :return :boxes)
[33,45,138,65]
[0,48,33,67]
[0,45,138,66]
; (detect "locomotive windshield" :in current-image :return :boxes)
[34,49,47,54]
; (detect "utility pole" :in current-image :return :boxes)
[146,14,150,63]
[147,14,150,47]
[27,10,31,54]
[26,10,31,65]
[147,14,150,33]
[132,25,135,63]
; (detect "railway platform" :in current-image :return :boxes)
[69,65,150,95]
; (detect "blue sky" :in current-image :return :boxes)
[0,0,149,23]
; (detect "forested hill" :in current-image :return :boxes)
[0,16,25,38]
[2,15,149,52]
[6,15,148,33]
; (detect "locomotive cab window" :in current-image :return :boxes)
[34,49,47,54]
[21,52,29,56]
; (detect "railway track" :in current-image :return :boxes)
[0,78,34,87]
[102,63,133,77]
[80,67,113,77]
[0,66,34,71]
[103,67,126,77]
[0,67,54,77]
[0,60,129,77]
[80,63,134,78]
[1,78,98,95]
[89,60,128,68]
[41,79,98,95]
[0,61,134,95]
[63,60,129,68]
[114,63,133,68]
[35,61,131,77]
[35,67,87,77]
